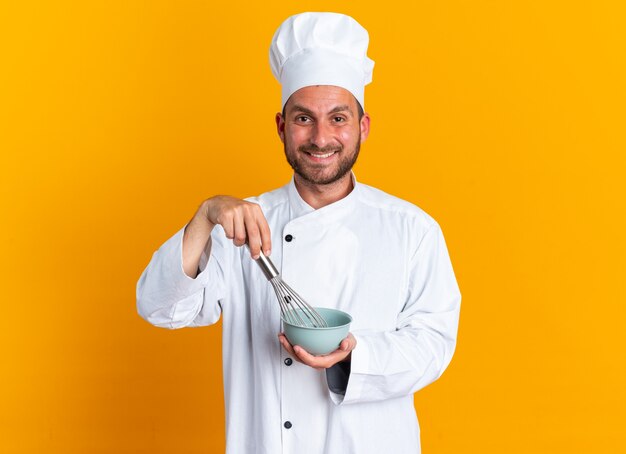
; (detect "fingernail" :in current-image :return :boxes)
[265,249,271,256]
[252,254,260,260]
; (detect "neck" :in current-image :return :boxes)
[293,173,354,209]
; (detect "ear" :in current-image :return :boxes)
[360,113,371,143]
[276,112,285,143]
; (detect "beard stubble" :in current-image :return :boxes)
[284,139,361,186]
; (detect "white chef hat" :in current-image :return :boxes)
[269,12,375,109]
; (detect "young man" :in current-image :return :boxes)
[137,12,461,454]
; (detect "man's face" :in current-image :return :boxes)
[276,85,370,186]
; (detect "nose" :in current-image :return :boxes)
[310,121,333,149]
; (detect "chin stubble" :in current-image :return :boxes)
[284,140,361,185]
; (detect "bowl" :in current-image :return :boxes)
[282,307,352,355]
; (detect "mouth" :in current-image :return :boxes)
[305,151,337,159]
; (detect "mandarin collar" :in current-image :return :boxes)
[286,172,360,225]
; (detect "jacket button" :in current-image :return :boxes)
[284,358,293,366]
[285,234,293,242]
[284,421,292,429]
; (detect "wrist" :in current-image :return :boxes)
[198,200,216,230]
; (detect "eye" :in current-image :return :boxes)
[296,115,311,123]
[333,116,346,123]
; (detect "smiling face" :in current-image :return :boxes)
[276,85,370,187]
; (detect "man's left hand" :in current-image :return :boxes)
[278,332,357,370]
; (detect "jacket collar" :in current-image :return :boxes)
[286,172,360,225]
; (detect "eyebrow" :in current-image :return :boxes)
[290,104,354,117]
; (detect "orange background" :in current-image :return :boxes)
[1,1,625,452]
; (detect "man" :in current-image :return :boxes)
[137,12,461,454]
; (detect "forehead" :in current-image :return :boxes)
[284,85,358,113]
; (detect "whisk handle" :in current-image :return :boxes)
[249,247,279,280]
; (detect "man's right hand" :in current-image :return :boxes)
[203,195,271,258]
[182,196,271,278]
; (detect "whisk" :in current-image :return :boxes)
[251,249,328,328]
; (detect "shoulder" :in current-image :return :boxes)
[244,182,290,213]
[355,182,439,231]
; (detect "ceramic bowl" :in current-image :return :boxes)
[282,307,352,355]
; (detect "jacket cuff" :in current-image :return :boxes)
[328,332,370,404]
[162,224,212,295]
[326,360,350,401]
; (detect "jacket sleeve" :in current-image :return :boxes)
[329,222,461,404]
[136,224,232,329]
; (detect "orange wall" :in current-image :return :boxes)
[1,1,625,452]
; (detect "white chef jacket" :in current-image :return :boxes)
[136,174,461,454]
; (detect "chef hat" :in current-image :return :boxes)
[269,12,375,109]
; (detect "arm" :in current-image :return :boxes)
[183,197,272,277]
[135,221,228,329]
[136,197,271,329]
[331,222,461,404]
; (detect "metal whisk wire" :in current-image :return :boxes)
[249,247,328,328]
[270,279,327,328]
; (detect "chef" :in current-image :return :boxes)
[137,12,461,454]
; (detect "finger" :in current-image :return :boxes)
[232,209,247,247]
[244,211,262,259]
[278,335,304,364]
[339,335,356,352]
[220,213,235,240]
[298,343,353,369]
[292,346,326,369]
[257,214,272,256]
[347,333,357,351]
[278,333,296,355]
[292,345,314,363]
[319,348,348,365]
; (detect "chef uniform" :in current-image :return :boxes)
[136,12,461,454]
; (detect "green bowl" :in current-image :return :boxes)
[282,307,352,355]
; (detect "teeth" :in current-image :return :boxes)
[309,152,335,158]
